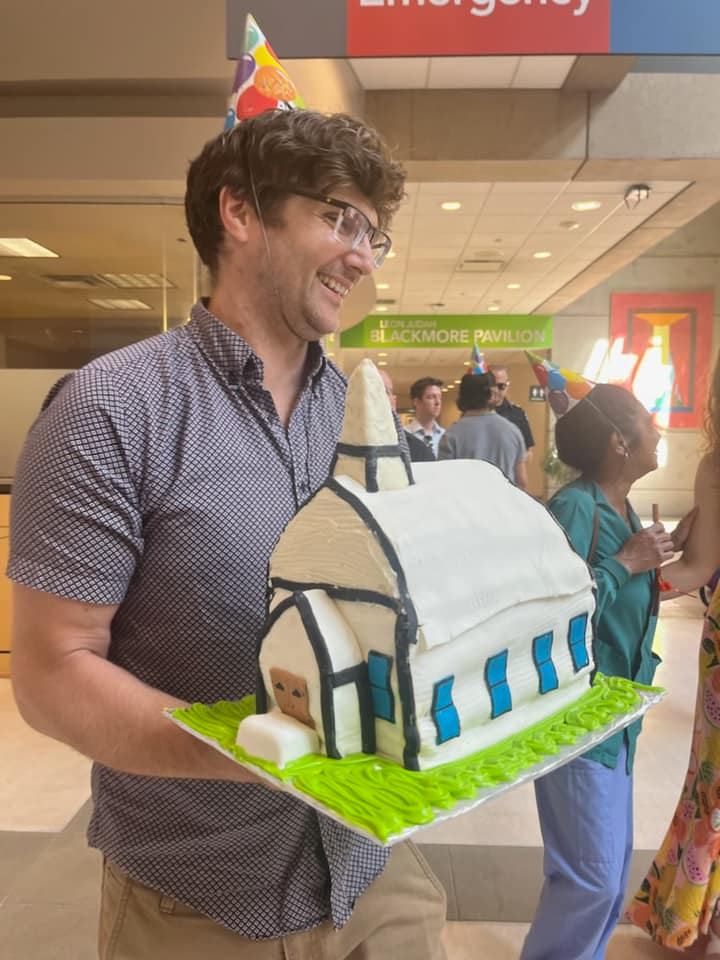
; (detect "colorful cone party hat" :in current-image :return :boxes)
[224,14,305,132]
[525,350,594,417]
[471,344,488,375]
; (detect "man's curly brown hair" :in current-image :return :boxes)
[185,109,406,276]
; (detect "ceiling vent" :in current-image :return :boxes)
[41,274,113,290]
[456,259,504,274]
[375,298,397,306]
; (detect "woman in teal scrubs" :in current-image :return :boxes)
[521,384,692,960]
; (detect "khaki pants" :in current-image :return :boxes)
[98,841,447,960]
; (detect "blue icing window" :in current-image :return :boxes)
[485,650,512,719]
[367,650,395,723]
[431,676,460,744]
[568,613,590,672]
[532,631,559,694]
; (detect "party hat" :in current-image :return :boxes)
[224,14,305,132]
[471,344,488,375]
[525,350,594,417]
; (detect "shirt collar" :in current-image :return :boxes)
[187,299,327,386]
[408,418,442,435]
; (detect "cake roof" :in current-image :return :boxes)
[271,459,593,651]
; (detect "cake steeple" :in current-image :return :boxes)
[332,360,413,492]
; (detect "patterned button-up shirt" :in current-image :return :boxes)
[8,301,389,938]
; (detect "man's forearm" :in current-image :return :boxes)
[13,649,254,782]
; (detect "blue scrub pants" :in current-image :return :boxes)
[520,745,633,960]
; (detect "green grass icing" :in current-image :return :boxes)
[170,674,661,844]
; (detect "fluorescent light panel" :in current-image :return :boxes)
[0,237,59,258]
[99,273,172,289]
[88,298,152,311]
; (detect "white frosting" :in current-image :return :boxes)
[236,709,320,766]
[237,361,597,772]
[337,359,403,451]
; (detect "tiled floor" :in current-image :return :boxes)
[0,593,710,957]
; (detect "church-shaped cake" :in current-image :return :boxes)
[236,360,596,772]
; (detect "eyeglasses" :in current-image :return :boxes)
[496,382,509,391]
[290,189,392,268]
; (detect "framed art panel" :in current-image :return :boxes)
[610,292,714,429]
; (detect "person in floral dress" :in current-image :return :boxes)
[629,355,720,954]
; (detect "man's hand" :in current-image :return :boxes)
[616,523,675,576]
[671,506,699,552]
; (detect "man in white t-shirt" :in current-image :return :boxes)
[407,377,445,456]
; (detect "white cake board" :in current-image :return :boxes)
[166,687,663,846]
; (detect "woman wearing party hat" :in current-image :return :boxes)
[437,347,528,488]
[521,360,693,960]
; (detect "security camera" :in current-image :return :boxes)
[624,184,651,210]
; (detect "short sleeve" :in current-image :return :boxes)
[518,409,535,449]
[548,487,596,560]
[8,369,144,604]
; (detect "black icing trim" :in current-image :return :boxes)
[366,650,396,725]
[531,632,559,695]
[567,613,591,673]
[333,442,414,491]
[270,578,400,612]
[325,478,416,633]
[294,591,342,760]
[336,442,404,457]
[431,674,461,745]
[333,663,376,754]
[325,477,421,771]
[255,594,300,714]
[485,649,512,720]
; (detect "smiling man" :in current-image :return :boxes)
[9,111,447,959]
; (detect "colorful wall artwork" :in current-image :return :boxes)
[609,292,714,429]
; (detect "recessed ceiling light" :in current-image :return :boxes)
[377,361,388,367]
[463,361,471,366]
[0,237,59,258]
[375,305,389,312]
[327,352,335,358]
[376,282,390,290]
[560,220,581,231]
[488,304,500,312]
[386,251,397,259]
[378,352,388,357]
[440,201,462,211]
[533,251,552,260]
[571,200,602,212]
[454,379,462,384]
[0,274,12,281]
[506,283,521,290]
[88,298,152,311]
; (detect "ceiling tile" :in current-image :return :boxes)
[491,181,568,195]
[466,233,527,250]
[512,56,576,89]
[417,182,492,197]
[482,193,560,215]
[413,195,488,216]
[427,56,518,89]
[411,214,478,234]
[472,215,544,234]
[349,58,429,90]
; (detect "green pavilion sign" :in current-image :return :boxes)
[340,314,553,349]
